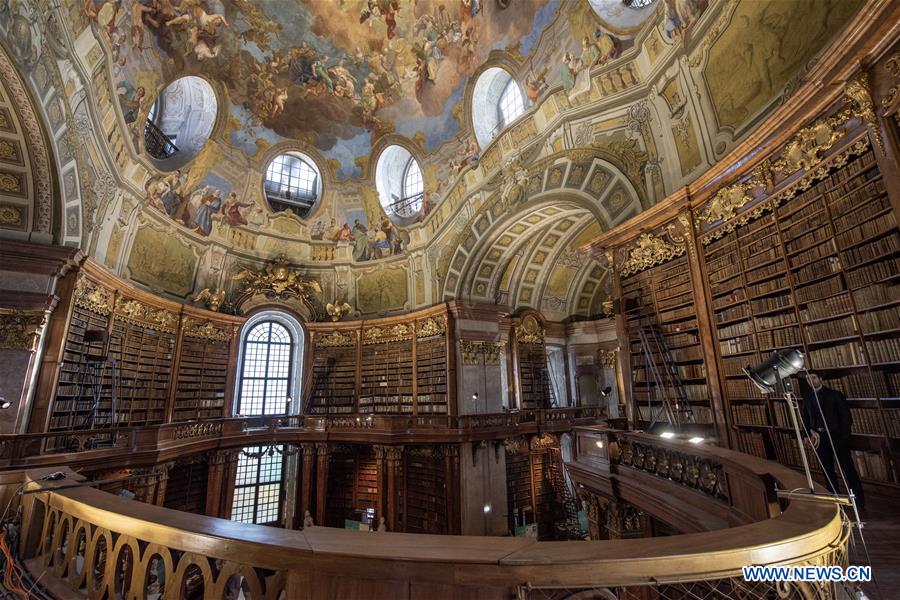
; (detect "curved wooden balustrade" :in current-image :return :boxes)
[5,428,848,600]
[0,408,603,471]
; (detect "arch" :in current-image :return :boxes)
[136,544,175,600]
[263,151,323,219]
[234,310,305,416]
[171,553,214,600]
[66,520,90,590]
[0,42,59,243]
[375,144,424,224]
[211,565,264,600]
[144,76,218,171]
[471,67,525,148]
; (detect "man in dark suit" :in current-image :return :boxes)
[801,372,865,509]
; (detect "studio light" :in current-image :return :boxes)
[0,399,11,410]
[659,431,675,439]
[688,437,704,444]
[483,504,492,514]
[595,440,604,448]
[600,386,612,397]
[472,392,478,400]
[743,348,804,394]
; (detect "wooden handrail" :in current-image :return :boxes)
[9,430,846,598]
[0,408,605,470]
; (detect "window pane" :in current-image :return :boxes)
[238,320,296,416]
[499,79,525,128]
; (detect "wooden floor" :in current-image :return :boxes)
[850,484,900,598]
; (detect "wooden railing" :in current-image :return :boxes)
[0,408,605,470]
[5,428,847,599]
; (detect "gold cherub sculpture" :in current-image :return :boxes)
[192,288,227,312]
[325,302,351,322]
[232,255,322,298]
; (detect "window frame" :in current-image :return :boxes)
[397,156,424,217]
[265,153,319,203]
[231,445,285,525]
[236,321,294,417]
[497,78,525,130]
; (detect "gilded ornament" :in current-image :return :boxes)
[620,232,685,276]
[0,308,47,350]
[172,422,223,440]
[0,204,22,225]
[599,349,617,368]
[0,140,15,160]
[416,315,446,338]
[459,340,483,365]
[325,302,351,322]
[182,317,232,342]
[0,173,20,193]
[696,182,753,226]
[74,275,113,316]
[482,341,504,365]
[515,314,544,345]
[843,73,883,153]
[193,288,227,312]
[882,51,900,122]
[315,329,357,348]
[363,323,413,344]
[232,255,321,314]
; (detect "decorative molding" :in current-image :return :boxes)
[882,50,900,123]
[615,437,728,501]
[232,255,321,316]
[181,317,232,342]
[482,341,504,365]
[700,136,871,244]
[599,349,618,369]
[172,422,223,440]
[620,232,685,276]
[362,323,413,344]
[74,275,114,316]
[114,297,178,333]
[530,433,557,450]
[416,315,447,338]
[459,340,483,365]
[695,181,753,227]
[515,314,544,345]
[314,329,357,348]
[0,308,47,351]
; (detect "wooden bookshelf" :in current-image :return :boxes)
[514,314,552,410]
[621,254,714,426]
[163,459,209,515]
[405,448,447,534]
[701,146,900,485]
[305,307,453,416]
[47,262,243,431]
[324,446,379,528]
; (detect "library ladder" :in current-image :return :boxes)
[636,325,695,428]
[546,448,586,539]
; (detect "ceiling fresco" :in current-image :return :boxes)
[0,0,870,319]
[90,0,560,172]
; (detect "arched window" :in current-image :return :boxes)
[498,79,525,128]
[143,76,217,170]
[264,152,322,218]
[402,157,424,204]
[235,313,304,416]
[231,445,284,525]
[375,144,424,223]
[471,67,525,148]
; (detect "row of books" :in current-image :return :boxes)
[843,232,899,269]
[758,326,802,350]
[800,293,854,322]
[731,403,767,426]
[846,257,900,290]
[865,338,900,364]
[850,407,884,435]
[854,281,900,309]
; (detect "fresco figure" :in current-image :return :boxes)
[193,188,224,236]
[222,192,254,227]
[352,219,370,261]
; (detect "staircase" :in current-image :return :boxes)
[634,322,696,429]
[546,448,586,540]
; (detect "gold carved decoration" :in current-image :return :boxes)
[0,140,15,160]
[843,73,883,153]
[182,317,232,342]
[172,422,223,440]
[0,204,22,226]
[459,340,483,365]
[459,340,504,365]
[0,309,47,351]
[883,51,900,123]
[193,288,227,312]
[0,173,19,193]
[315,329,357,348]
[483,342,504,365]
[74,275,114,316]
[515,314,544,345]
[696,182,753,227]
[114,297,178,333]
[416,315,447,338]
[232,255,321,316]
[599,349,618,369]
[701,136,871,245]
[363,323,413,344]
[530,433,557,450]
[620,232,685,276]
[325,302,351,322]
